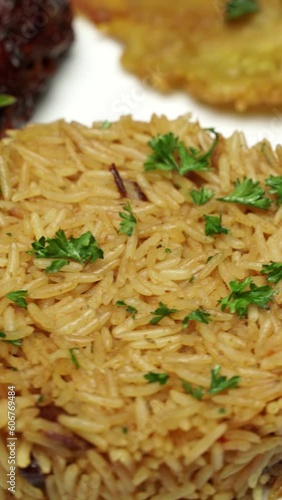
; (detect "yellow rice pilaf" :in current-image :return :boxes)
[0,115,282,499]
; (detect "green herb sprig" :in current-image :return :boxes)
[0,332,22,346]
[119,202,137,236]
[208,365,240,395]
[183,365,240,400]
[149,302,178,325]
[69,348,80,369]
[101,120,112,129]
[218,178,271,209]
[144,372,169,385]
[6,290,28,309]
[182,309,211,328]
[182,382,204,400]
[261,262,282,285]
[226,0,259,20]
[190,187,215,205]
[204,214,229,236]
[219,277,275,318]
[116,300,138,318]
[144,129,218,175]
[28,230,103,273]
[265,176,282,206]
[0,94,16,109]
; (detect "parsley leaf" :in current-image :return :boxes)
[204,214,229,236]
[144,133,179,172]
[116,300,138,318]
[28,230,103,273]
[190,187,215,205]
[182,382,204,400]
[44,259,70,274]
[218,408,226,414]
[101,120,112,129]
[183,366,240,400]
[149,302,178,325]
[177,130,218,175]
[6,290,28,309]
[226,0,259,20]
[69,348,80,368]
[261,262,282,285]
[0,332,22,346]
[219,277,275,318]
[218,178,271,209]
[116,300,126,306]
[37,394,45,405]
[119,202,137,236]
[265,176,282,206]
[144,129,218,175]
[208,365,240,395]
[144,372,169,385]
[0,94,16,108]
[182,309,211,328]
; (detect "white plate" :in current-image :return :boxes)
[33,16,282,148]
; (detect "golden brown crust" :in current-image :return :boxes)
[72,0,282,112]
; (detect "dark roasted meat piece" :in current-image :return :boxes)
[0,0,74,133]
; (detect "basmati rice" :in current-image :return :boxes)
[0,115,282,499]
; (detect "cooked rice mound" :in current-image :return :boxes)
[1,115,282,499]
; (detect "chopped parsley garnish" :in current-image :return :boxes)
[69,348,80,369]
[218,178,271,209]
[164,248,172,253]
[182,382,204,400]
[37,394,45,405]
[28,230,103,273]
[226,0,259,20]
[182,309,211,328]
[219,277,275,318]
[144,132,180,172]
[265,176,282,206]
[45,259,70,273]
[144,372,169,385]
[119,202,137,236]
[121,427,129,434]
[208,365,240,395]
[204,214,229,236]
[6,290,28,309]
[183,365,240,400]
[0,332,22,346]
[149,302,178,325]
[116,300,138,318]
[0,94,16,108]
[190,187,215,205]
[261,262,282,285]
[144,129,218,175]
[101,120,112,129]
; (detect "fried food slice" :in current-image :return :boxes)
[72,0,282,111]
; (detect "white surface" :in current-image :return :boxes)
[33,16,282,148]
